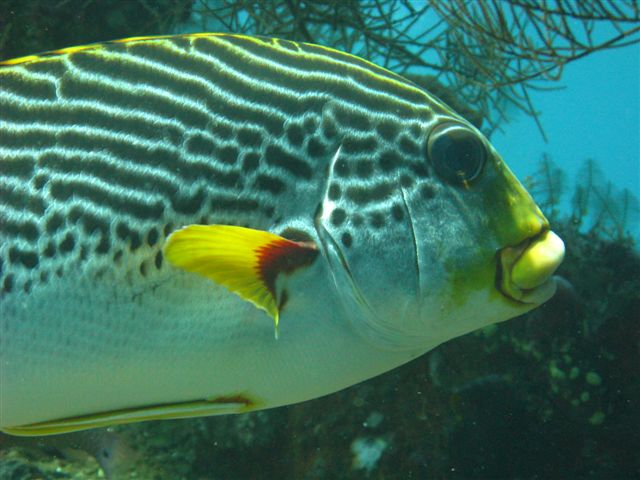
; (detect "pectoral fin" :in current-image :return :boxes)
[164,225,318,329]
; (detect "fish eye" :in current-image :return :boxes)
[427,122,486,184]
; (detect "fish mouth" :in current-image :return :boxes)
[497,229,565,305]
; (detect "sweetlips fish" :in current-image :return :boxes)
[0,33,564,435]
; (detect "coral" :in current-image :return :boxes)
[0,0,193,61]
[527,156,640,243]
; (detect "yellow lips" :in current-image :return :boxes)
[498,230,565,304]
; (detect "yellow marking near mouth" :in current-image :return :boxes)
[498,230,565,304]
[512,231,565,290]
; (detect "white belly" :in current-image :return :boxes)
[0,258,427,429]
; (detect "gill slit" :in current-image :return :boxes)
[400,185,421,303]
[315,143,375,315]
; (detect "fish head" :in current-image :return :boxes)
[316,114,564,350]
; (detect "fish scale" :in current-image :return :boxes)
[0,33,564,435]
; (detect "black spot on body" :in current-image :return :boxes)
[130,231,142,251]
[263,205,276,218]
[147,228,159,247]
[379,151,402,172]
[114,250,123,263]
[212,121,233,140]
[391,204,404,221]
[286,124,304,147]
[186,134,215,156]
[410,162,429,178]
[33,174,48,190]
[2,221,40,242]
[331,209,346,226]
[242,152,260,172]
[3,275,14,293]
[68,207,82,224]
[155,251,163,269]
[212,170,242,189]
[173,189,205,215]
[335,159,349,177]
[0,157,35,178]
[307,138,325,159]
[40,271,49,283]
[303,117,317,133]
[328,183,341,200]
[44,242,56,258]
[59,233,75,253]
[9,247,39,269]
[321,117,337,139]
[376,122,398,141]
[215,145,237,165]
[23,280,32,294]
[352,214,364,226]
[139,262,147,277]
[17,222,40,242]
[0,183,45,215]
[237,128,263,147]
[46,214,64,234]
[400,174,414,188]
[356,160,375,178]
[96,235,110,254]
[399,136,420,156]
[265,145,312,179]
[341,232,353,248]
[117,224,129,241]
[334,107,370,131]
[342,137,377,154]
[117,224,142,251]
[369,212,385,229]
[255,175,285,194]
[346,183,393,205]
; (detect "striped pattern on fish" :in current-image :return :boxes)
[0,33,441,298]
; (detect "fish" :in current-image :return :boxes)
[0,33,565,435]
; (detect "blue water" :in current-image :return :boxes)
[494,42,640,240]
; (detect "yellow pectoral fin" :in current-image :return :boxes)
[163,225,318,329]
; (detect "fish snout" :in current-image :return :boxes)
[497,230,565,304]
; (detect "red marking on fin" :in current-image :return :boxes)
[256,239,318,298]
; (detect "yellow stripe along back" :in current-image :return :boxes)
[0,33,447,298]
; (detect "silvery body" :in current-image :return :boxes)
[0,34,557,433]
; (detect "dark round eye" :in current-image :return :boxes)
[427,122,486,184]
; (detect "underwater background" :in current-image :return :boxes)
[0,1,638,479]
